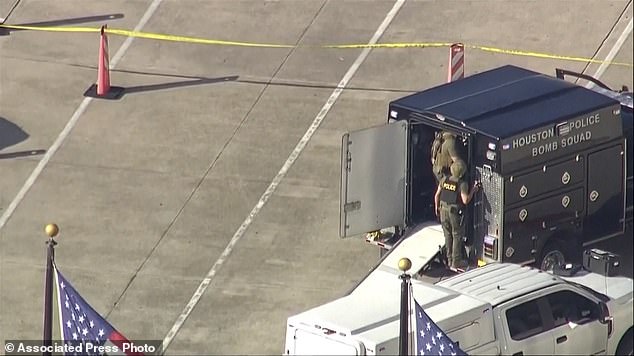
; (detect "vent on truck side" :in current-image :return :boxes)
[475,165,504,260]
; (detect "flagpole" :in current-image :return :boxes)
[43,223,59,356]
[398,258,412,356]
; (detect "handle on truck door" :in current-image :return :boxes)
[557,335,568,344]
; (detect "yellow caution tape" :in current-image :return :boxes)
[0,24,295,48]
[321,42,452,49]
[463,44,632,67]
[104,28,295,48]
[1,24,632,67]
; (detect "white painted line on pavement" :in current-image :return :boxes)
[587,17,633,87]
[160,0,407,352]
[0,0,164,233]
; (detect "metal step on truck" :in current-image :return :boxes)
[339,64,633,271]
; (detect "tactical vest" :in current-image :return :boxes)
[439,177,462,206]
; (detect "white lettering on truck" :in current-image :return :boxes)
[514,112,601,158]
[568,113,600,131]
[513,128,555,149]
[532,141,558,157]
[561,131,592,148]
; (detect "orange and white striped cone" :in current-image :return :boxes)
[447,43,465,83]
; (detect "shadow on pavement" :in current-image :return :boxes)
[0,149,46,160]
[122,75,239,96]
[54,62,416,94]
[0,116,28,150]
[0,117,46,160]
[0,14,124,35]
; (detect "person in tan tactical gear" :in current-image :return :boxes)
[431,131,462,183]
[434,159,479,271]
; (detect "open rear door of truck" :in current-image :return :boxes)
[340,120,409,238]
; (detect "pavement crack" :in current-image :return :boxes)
[47,160,196,179]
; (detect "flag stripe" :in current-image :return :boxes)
[409,282,416,355]
[109,330,144,356]
[53,263,66,345]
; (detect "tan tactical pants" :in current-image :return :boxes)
[439,202,464,268]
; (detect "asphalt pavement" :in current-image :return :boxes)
[0,0,632,354]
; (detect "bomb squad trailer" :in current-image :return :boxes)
[339,65,633,270]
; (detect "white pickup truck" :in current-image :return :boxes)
[284,223,633,355]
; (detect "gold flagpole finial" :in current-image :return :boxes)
[44,223,59,238]
[398,258,412,273]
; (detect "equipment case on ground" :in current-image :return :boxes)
[583,249,621,277]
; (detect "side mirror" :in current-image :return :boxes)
[599,302,611,321]
[598,302,613,338]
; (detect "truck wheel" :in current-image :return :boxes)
[616,329,633,356]
[539,240,566,272]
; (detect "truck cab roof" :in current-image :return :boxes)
[437,263,560,306]
[438,262,631,306]
[390,65,619,140]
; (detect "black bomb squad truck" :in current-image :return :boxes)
[339,65,633,271]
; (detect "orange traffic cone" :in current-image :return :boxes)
[447,43,465,83]
[84,25,124,99]
[97,25,110,96]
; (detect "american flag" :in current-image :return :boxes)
[54,264,143,356]
[414,298,466,356]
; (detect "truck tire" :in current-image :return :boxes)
[538,240,567,272]
[616,328,633,356]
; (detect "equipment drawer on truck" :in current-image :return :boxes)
[504,187,584,237]
[504,157,584,206]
